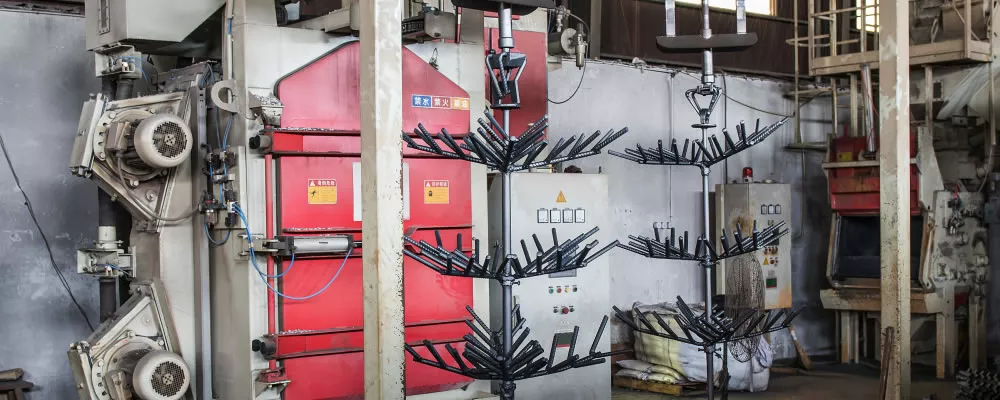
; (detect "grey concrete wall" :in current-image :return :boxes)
[547,59,836,358]
[0,10,100,398]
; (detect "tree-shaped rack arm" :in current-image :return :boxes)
[618,221,787,262]
[609,118,787,168]
[403,227,618,281]
[402,111,628,173]
[404,305,618,381]
[612,297,803,346]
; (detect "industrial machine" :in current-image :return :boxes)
[610,1,799,398]
[819,130,988,377]
[67,59,208,400]
[65,0,594,399]
[715,182,793,310]
[396,2,623,399]
[250,40,477,399]
[787,0,998,376]
[488,173,613,399]
[69,282,191,400]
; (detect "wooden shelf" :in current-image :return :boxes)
[810,39,991,76]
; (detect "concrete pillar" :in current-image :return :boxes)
[360,0,405,399]
[878,0,911,398]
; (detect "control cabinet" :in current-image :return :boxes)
[714,183,792,309]
[488,173,611,399]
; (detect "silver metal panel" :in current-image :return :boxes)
[715,183,792,310]
[85,0,225,50]
[930,190,988,290]
[487,172,611,399]
[290,236,352,254]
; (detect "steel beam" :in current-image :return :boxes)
[878,0,911,398]
[589,0,602,59]
[360,0,405,398]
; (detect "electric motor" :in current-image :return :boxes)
[133,114,193,169]
[132,350,190,400]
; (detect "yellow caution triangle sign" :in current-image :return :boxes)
[556,191,567,203]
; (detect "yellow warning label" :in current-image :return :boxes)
[837,152,853,162]
[763,257,770,265]
[424,180,450,204]
[556,191,566,203]
[307,179,338,204]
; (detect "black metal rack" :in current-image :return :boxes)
[609,118,786,168]
[404,227,617,280]
[618,221,787,262]
[606,1,800,398]
[403,114,626,173]
[612,297,800,347]
[406,306,615,381]
[399,3,626,398]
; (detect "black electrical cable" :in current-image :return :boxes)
[548,60,586,105]
[0,133,95,331]
[548,11,589,105]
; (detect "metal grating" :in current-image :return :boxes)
[152,121,187,159]
[151,360,186,397]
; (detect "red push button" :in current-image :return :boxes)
[561,307,570,314]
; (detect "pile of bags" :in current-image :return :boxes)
[614,302,772,392]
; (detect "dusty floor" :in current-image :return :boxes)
[611,368,957,400]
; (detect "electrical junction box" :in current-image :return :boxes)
[487,172,610,399]
[714,183,792,310]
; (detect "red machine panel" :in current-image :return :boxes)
[826,135,921,215]
[277,157,472,231]
[484,28,547,136]
[276,41,471,134]
[272,41,474,399]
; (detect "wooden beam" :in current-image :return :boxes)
[360,0,405,398]
[878,0,911,398]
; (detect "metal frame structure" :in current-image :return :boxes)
[216,1,493,398]
[788,0,996,384]
[609,1,799,398]
[789,0,997,143]
[400,3,626,398]
[802,0,991,76]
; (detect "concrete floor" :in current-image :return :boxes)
[611,369,957,400]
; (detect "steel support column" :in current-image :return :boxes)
[360,0,405,398]
[878,0,911,398]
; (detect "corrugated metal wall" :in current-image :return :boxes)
[586,0,808,77]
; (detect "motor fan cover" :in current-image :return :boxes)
[132,350,190,400]
[133,114,193,169]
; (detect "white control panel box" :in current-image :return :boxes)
[714,183,792,309]
[487,172,611,399]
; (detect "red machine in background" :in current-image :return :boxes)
[826,135,921,215]
[263,41,475,399]
[822,133,926,289]
[818,129,985,377]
